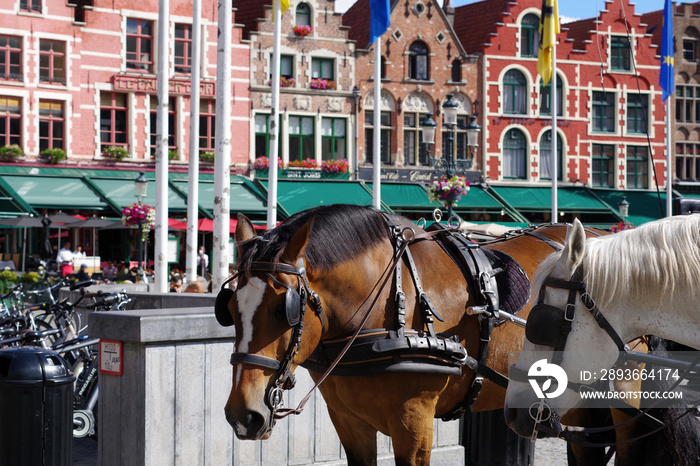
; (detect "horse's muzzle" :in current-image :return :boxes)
[225,407,274,440]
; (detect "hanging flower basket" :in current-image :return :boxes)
[427,175,470,207]
[293,25,313,37]
[122,202,155,242]
[609,221,634,233]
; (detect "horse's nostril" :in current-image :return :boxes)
[226,409,268,440]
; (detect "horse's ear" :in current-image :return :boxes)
[282,215,315,264]
[235,213,256,256]
[561,218,586,271]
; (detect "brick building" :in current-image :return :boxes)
[643,2,700,192]
[0,0,250,168]
[454,0,670,223]
[344,0,479,182]
[233,0,357,172]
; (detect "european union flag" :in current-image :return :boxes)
[660,0,674,102]
[370,0,391,45]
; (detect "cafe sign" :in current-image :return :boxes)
[113,75,216,97]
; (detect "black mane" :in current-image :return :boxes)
[238,204,391,273]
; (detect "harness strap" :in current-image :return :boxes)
[230,353,282,371]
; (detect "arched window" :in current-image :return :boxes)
[381,56,387,79]
[503,69,527,114]
[408,41,429,80]
[296,3,311,26]
[451,59,462,82]
[540,75,563,116]
[540,130,563,181]
[503,128,526,179]
[521,14,540,58]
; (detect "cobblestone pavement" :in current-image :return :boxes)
[534,438,567,464]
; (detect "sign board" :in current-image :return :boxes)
[99,339,123,375]
[167,236,179,263]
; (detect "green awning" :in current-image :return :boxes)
[365,182,440,211]
[170,177,267,216]
[0,176,37,218]
[454,186,509,211]
[1,175,109,211]
[590,189,668,226]
[491,186,614,213]
[88,178,187,211]
[258,180,381,217]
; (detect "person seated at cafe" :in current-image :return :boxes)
[103,261,116,281]
[76,264,91,282]
[115,262,134,283]
[73,245,86,259]
[184,281,204,293]
[170,274,183,293]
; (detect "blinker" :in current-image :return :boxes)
[525,303,566,349]
[215,288,235,327]
[285,288,301,327]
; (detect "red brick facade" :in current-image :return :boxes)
[0,0,249,169]
[345,0,479,179]
[455,0,668,190]
[234,0,357,171]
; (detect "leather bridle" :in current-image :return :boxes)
[227,258,324,415]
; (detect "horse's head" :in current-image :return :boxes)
[218,213,325,440]
[504,219,621,438]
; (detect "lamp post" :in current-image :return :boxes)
[352,85,361,175]
[618,196,630,228]
[134,171,148,282]
[420,94,481,218]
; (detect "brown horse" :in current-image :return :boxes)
[217,205,638,465]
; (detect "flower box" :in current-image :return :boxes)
[293,25,313,37]
[310,78,336,90]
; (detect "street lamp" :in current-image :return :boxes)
[618,196,629,226]
[134,171,148,281]
[420,94,480,218]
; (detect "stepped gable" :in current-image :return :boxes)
[343,0,398,50]
[453,0,512,54]
[232,0,269,40]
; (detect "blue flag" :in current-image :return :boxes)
[370,0,391,45]
[660,0,674,102]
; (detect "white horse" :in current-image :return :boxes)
[504,215,700,444]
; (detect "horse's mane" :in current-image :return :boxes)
[534,215,700,308]
[237,204,391,273]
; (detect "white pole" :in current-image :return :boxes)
[550,38,558,222]
[372,41,381,209]
[213,0,231,290]
[666,98,672,217]
[186,0,202,282]
[154,0,169,292]
[267,0,282,230]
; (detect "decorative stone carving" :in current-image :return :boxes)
[403,92,433,113]
[453,93,472,114]
[294,96,311,110]
[364,90,396,111]
[326,98,343,112]
[261,94,272,108]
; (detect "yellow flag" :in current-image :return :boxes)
[273,0,291,23]
[538,0,560,86]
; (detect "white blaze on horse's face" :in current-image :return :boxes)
[234,276,266,387]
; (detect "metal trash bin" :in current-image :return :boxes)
[0,347,75,466]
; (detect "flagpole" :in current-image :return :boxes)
[186,0,201,282]
[372,41,381,210]
[213,0,232,290]
[154,0,169,291]
[268,0,282,229]
[551,38,557,222]
[666,98,672,217]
